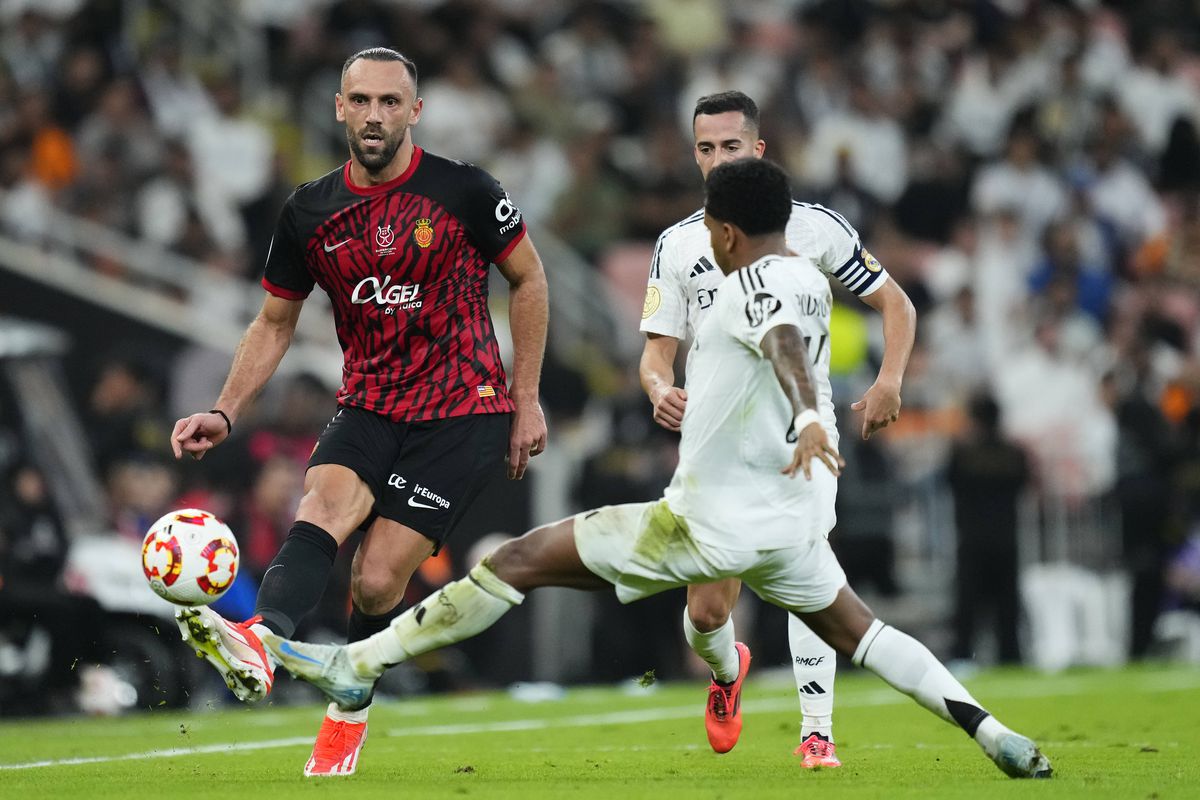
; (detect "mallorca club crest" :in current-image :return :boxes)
[376,223,396,255]
[413,218,435,249]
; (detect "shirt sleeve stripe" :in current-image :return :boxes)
[832,258,861,279]
[846,269,878,293]
[807,204,855,237]
[262,277,309,300]
[649,233,666,279]
[832,244,864,277]
[493,225,527,264]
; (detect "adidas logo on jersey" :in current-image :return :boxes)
[689,257,718,277]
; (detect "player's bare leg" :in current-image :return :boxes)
[265,518,605,701]
[798,585,1052,779]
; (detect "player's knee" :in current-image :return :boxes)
[483,535,533,588]
[351,565,408,614]
[687,603,731,633]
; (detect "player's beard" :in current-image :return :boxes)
[348,123,406,174]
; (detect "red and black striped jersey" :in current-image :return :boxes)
[262,147,526,421]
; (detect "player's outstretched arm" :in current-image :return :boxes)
[762,325,844,480]
[171,293,303,460]
[852,278,915,439]
[640,334,687,432]
[497,235,549,480]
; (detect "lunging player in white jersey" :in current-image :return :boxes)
[641,91,916,765]
[264,158,1052,781]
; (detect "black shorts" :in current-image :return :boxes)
[308,406,509,551]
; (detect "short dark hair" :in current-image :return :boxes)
[704,158,792,237]
[692,91,760,128]
[341,47,419,90]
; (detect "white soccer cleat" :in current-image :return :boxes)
[176,607,274,703]
[262,633,376,711]
[990,732,1053,778]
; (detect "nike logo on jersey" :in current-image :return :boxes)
[407,496,440,510]
[324,239,352,252]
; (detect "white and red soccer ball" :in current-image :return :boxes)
[141,509,239,606]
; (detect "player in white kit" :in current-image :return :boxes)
[265,158,1051,781]
[641,91,916,764]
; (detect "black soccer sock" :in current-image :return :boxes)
[254,521,339,638]
[347,601,407,644]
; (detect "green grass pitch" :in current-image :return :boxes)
[1,663,1196,799]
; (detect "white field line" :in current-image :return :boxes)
[0,737,313,771]
[2,672,1196,771]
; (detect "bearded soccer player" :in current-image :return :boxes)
[265,158,1052,781]
[639,91,916,764]
[169,47,548,776]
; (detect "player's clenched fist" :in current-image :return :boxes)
[171,411,232,460]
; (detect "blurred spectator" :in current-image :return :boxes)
[1115,29,1197,157]
[75,79,163,184]
[996,313,1117,501]
[540,3,631,101]
[971,123,1067,240]
[485,116,571,226]
[237,454,303,579]
[1081,134,1168,268]
[53,46,110,128]
[619,117,699,240]
[415,52,513,165]
[135,139,247,257]
[0,462,128,715]
[0,9,65,90]
[15,89,78,191]
[85,356,171,474]
[1028,221,1112,327]
[550,130,629,261]
[803,80,909,204]
[187,76,273,209]
[1107,350,1177,658]
[925,285,988,401]
[138,39,218,138]
[106,454,179,541]
[831,411,899,598]
[0,140,53,240]
[948,394,1029,664]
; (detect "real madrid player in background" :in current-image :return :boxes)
[265,158,1052,781]
[169,47,549,776]
[639,91,916,765]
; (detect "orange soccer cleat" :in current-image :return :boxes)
[305,716,368,777]
[704,642,751,754]
[795,733,842,768]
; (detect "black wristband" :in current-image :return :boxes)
[209,409,232,435]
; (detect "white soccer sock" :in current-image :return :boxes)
[347,562,525,677]
[248,622,279,668]
[682,607,741,683]
[853,619,1013,754]
[788,613,837,741]
[326,701,370,724]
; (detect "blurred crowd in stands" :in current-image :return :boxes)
[5,0,1200,712]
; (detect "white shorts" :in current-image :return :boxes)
[573,499,846,614]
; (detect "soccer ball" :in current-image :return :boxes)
[141,508,240,606]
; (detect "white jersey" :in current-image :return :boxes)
[641,202,888,346]
[664,254,837,551]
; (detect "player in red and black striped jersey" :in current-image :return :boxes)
[170,47,549,776]
[261,140,526,421]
